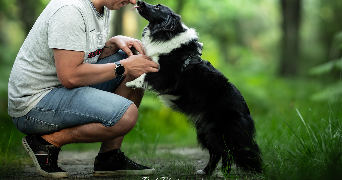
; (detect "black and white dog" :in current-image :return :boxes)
[128,1,262,175]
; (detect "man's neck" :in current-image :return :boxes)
[91,1,104,14]
[96,6,104,14]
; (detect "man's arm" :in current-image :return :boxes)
[54,50,158,89]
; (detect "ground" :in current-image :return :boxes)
[6,147,262,180]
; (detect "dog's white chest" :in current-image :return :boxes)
[126,25,200,90]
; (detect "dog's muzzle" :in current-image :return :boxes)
[133,1,147,13]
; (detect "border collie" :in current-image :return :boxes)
[128,1,262,176]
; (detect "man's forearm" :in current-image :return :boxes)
[59,62,118,89]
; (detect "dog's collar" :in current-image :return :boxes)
[183,54,202,71]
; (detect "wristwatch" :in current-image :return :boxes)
[114,61,125,77]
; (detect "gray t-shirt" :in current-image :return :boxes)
[8,0,111,117]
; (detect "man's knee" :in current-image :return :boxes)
[118,103,138,132]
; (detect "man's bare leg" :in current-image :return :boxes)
[99,76,144,152]
[41,104,138,147]
[42,76,143,150]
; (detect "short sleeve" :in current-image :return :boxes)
[48,5,86,52]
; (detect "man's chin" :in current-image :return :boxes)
[111,3,125,10]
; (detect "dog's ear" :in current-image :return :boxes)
[162,14,182,38]
[150,14,182,38]
[162,14,181,31]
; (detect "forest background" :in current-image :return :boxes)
[0,0,342,179]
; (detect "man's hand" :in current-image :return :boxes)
[120,54,159,78]
[113,35,146,56]
[102,36,159,78]
[100,36,146,59]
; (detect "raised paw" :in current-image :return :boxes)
[126,74,147,89]
[126,81,136,89]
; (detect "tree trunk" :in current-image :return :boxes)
[16,0,38,35]
[279,0,302,76]
[112,8,124,36]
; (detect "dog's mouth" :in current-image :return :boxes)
[132,1,149,16]
[131,5,139,10]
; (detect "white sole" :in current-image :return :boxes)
[93,168,156,176]
[22,137,69,178]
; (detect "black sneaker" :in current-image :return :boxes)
[93,149,155,176]
[22,136,68,178]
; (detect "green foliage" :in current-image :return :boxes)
[264,104,342,180]
[309,49,342,102]
[310,59,342,75]
[0,121,25,178]
[311,81,342,101]
[1,0,342,179]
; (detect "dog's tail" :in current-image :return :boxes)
[231,139,263,174]
[222,119,263,174]
[195,110,263,174]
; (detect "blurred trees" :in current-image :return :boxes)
[308,0,342,101]
[0,0,341,109]
[16,0,40,35]
[112,8,124,36]
[279,0,302,76]
[319,0,342,62]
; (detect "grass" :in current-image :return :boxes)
[1,71,342,179]
[262,103,342,180]
[0,127,28,179]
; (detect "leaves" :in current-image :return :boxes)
[310,59,342,75]
[311,81,342,101]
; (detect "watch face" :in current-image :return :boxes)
[116,65,125,76]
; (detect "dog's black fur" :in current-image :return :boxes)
[134,1,262,175]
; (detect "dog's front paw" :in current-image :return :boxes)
[126,73,147,89]
[126,80,140,89]
[126,81,135,89]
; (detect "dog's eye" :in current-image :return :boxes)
[154,4,161,10]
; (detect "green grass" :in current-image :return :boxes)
[1,67,342,179]
[0,125,27,179]
[262,104,342,180]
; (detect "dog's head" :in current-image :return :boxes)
[135,1,185,41]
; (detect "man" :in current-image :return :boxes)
[8,0,158,178]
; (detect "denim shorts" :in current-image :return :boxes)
[12,51,133,135]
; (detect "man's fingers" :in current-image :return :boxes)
[120,44,134,57]
[131,40,146,55]
[148,61,159,69]
[149,67,159,73]
[141,55,159,68]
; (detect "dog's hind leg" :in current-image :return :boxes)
[197,152,221,175]
[221,151,234,175]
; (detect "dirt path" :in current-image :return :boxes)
[12,147,231,180]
